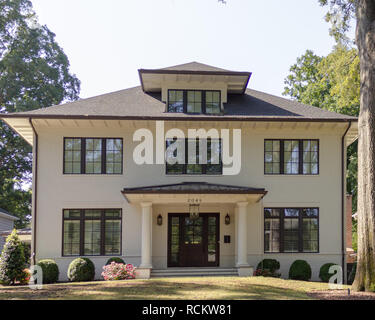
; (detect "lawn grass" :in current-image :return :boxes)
[0,276,349,300]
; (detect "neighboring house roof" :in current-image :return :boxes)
[122,182,267,194]
[0,86,357,122]
[0,208,18,221]
[0,228,31,237]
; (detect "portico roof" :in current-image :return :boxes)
[121,182,267,204]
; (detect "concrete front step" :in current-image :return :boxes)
[151,268,239,278]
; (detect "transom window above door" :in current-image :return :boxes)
[167,90,221,114]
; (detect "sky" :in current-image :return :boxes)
[31,0,340,99]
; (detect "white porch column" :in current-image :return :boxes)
[236,202,249,267]
[137,202,153,279]
[236,202,253,276]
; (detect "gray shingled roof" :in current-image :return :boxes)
[0,208,18,220]
[1,86,357,121]
[122,182,267,194]
[158,61,234,72]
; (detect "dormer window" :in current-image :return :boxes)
[168,90,184,113]
[167,90,221,114]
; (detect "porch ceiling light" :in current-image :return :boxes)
[188,198,201,221]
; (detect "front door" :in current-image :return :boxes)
[168,213,219,267]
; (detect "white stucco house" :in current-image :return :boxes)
[1,62,358,281]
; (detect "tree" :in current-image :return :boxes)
[0,0,80,227]
[0,229,26,285]
[320,0,375,292]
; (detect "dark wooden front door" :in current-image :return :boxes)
[168,213,219,267]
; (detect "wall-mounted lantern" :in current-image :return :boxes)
[157,214,163,226]
[225,213,231,225]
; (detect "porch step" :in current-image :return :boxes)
[151,268,238,278]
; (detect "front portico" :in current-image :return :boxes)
[122,182,267,278]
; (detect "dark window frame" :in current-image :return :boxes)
[165,138,223,175]
[167,89,221,115]
[62,209,122,257]
[264,139,319,175]
[63,137,123,175]
[264,208,319,254]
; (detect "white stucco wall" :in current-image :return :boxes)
[32,120,349,281]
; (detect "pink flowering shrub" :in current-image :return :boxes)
[253,268,281,278]
[101,262,136,281]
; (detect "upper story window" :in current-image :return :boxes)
[264,139,319,175]
[166,138,222,175]
[167,90,221,115]
[64,138,123,175]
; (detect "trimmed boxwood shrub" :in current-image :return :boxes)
[319,263,337,282]
[289,260,312,281]
[256,259,280,273]
[37,259,59,284]
[105,257,125,265]
[67,258,95,282]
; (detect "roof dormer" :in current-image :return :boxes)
[138,62,252,96]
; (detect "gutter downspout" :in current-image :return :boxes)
[29,118,38,266]
[342,121,352,284]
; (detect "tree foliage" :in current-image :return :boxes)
[0,0,80,227]
[0,229,26,285]
[318,0,356,44]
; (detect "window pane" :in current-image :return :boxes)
[105,209,122,218]
[105,220,121,255]
[284,140,299,174]
[84,220,101,255]
[64,138,81,174]
[168,90,184,113]
[64,209,81,219]
[63,220,80,256]
[85,138,102,174]
[205,91,220,114]
[85,210,102,218]
[303,218,319,252]
[166,139,184,174]
[264,140,280,174]
[206,139,222,174]
[106,139,123,174]
[265,218,280,253]
[187,91,202,113]
[284,218,299,252]
[303,140,319,175]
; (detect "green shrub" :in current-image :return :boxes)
[21,242,31,267]
[0,230,26,285]
[256,259,280,273]
[289,260,312,281]
[67,258,95,282]
[319,263,337,282]
[105,257,125,265]
[37,259,59,284]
